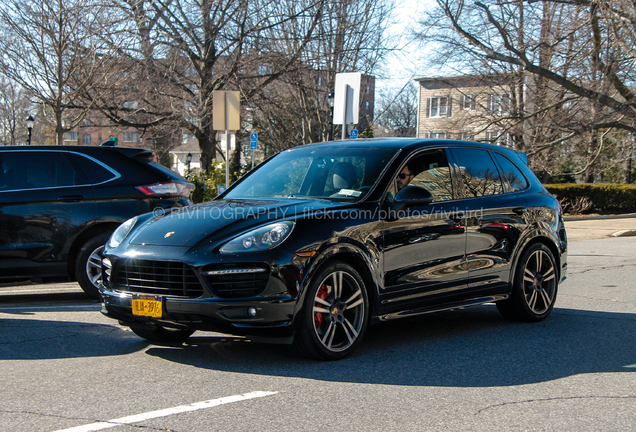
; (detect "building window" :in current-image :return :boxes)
[427,96,451,118]
[64,132,78,141]
[366,86,370,94]
[428,131,447,139]
[488,93,510,114]
[98,133,102,141]
[460,95,475,110]
[485,130,510,146]
[83,134,91,144]
[461,131,473,141]
[366,101,370,110]
[123,132,140,142]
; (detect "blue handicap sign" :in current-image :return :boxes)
[350,129,358,139]
[250,132,258,150]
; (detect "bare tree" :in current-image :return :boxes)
[415,0,636,181]
[375,81,418,137]
[0,78,33,145]
[91,0,327,170]
[0,0,125,144]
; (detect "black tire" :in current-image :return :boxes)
[75,231,111,299]
[497,243,558,322]
[130,325,195,344]
[293,261,369,360]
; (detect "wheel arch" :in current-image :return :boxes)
[67,223,120,280]
[291,245,380,332]
[510,235,561,286]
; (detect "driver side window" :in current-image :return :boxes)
[391,150,454,202]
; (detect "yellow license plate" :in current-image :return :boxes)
[131,295,163,317]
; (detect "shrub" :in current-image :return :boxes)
[186,160,246,204]
[544,183,636,213]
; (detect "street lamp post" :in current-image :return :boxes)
[186,152,192,175]
[327,93,335,141]
[26,115,35,145]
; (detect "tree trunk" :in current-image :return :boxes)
[585,132,597,183]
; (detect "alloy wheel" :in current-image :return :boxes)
[522,249,556,314]
[312,270,366,353]
[85,245,104,289]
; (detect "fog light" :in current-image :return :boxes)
[247,307,257,318]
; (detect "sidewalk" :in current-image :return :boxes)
[564,215,636,241]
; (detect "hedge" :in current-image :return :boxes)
[543,183,636,213]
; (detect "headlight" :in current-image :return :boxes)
[107,216,138,249]
[220,221,294,254]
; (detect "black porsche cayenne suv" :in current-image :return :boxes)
[0,145,193,297]
[99,138,567,360]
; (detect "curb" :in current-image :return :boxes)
[563,213,636,221]
[611,230,636,237]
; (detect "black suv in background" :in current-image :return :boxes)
[0,145,193,297]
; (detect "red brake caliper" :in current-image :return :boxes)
[314,285,329,329]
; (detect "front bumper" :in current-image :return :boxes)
[99,286,299,342]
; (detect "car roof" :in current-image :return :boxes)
[0,145,153,158]
[283,138,526,158]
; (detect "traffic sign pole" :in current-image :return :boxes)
[250,132,258,170]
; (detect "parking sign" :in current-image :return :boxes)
[350,129,358,139]
[250,132,258,150]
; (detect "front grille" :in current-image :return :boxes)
[111,259,204,298]
[202,264,270,298]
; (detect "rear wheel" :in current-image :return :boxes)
[75,232,111,299]
[497,243,558,322]
[130,325,195,344]
[293,261,369,360]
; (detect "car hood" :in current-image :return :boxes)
[128,198,350,247]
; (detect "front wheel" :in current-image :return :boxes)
[130,325,195,344]
[497,243,558,322]
[75,232,111,299]
[293,261,369,360]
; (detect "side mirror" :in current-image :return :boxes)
[390,186,433,217]
[395,186,433,205]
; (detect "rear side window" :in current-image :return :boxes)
[451,148,504,197]
[0,151,89,191]
[71,154,117,184]
[492,152,528,192]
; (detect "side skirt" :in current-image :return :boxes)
[375,294,509,322]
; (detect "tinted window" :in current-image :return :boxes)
[0,151,88,191]
[451,148,504,197]
[492,152,528,192]
[71,154,117,184]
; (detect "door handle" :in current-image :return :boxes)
[57,195,84,202]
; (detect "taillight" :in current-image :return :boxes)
[136,181,193,196]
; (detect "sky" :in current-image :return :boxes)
[376,0,438,93]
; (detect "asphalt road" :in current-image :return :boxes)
[1,237,635,431]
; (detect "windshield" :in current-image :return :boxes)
[225,146,398,201]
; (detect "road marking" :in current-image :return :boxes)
[53,391,278,432]
[0,288,82,294]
